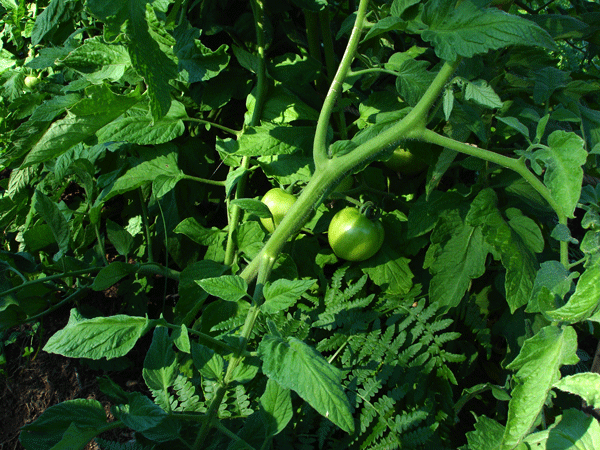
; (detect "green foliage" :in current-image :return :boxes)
[1,0,600,448]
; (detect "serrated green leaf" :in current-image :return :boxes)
[20,399,108,450]
[176,260,229,325]
[527,260,575,314]
[422,1,557,61]
[191,342,224,381]
[247,84,319,124]
[235,123,315,157]
[31,0,77,46]
[230,198,273,218]
[533,67,569,105]
[429,220,489,308]
[260,379,293,437]
[96,100,187,146]
[32,190,70,261]
[547,258,600,323]
[463,79,503,109]
[443,87,454,120]
[362,244,414,297]
[546,409,600,449]
[467,189,540,313]
[225,166,249,198]
[466,415,504,450]
[196,275,249,302]
[258,334,354,434]
[47,422,102,450]
[261,279,315,315]
[87,0,177,120]
[106,220,135,256]
[497,116,530,140]
[143,327,178,396]
[21,84,140,168]
[173,24,230,83]
[501,325,579,449]
[395,59,436,107]
[60,37,131,82]
[43,309,151,359]
[104,146,184,201]
[554,373,600,410]
[362,16,406,42]
[533,130,587,218]
[91,262,135,291]
[114,392,181,442]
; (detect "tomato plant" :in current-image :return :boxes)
[0,0,599,449]
[328,207,384,261]
[260,187,297,233]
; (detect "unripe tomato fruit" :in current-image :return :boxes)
[24,76,40,89]
[384,147,427,175]
[328,207,385,261]
[260,188,297,233]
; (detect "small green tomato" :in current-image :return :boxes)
[384,147,427,175]
[260,188,297,233]
[24,76,40,89]
[328,207,385,261]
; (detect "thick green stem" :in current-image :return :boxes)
[416,128,569,267]
[193,254,273,448]
[242,60,462,286]
[224,0,267,268]
[313,0,370,168]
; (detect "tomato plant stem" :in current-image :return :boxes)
[181,174,226,187]
[416,127,569,267]
[313,0,370,169]
[224,0,267,268]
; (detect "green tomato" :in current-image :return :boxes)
[384,147,427,175]
[24,76,40,89]
[328,207,385,261]
[260,188,297,233]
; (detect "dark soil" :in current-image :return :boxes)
[0,291,151,450]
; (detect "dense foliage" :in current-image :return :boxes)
[1,0,600,448]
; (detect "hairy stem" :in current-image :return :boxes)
[241,58,462,283]
[416,128,569,267]
[313,0,370,169]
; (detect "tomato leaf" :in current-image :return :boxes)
[21,84,140,167]
[422,1,557,60]
[20,399,108,450]
[196,275,249,302]
[32,190,70,261]
[501,325,579,449]
[260,379,293,437]
[43,309,153,359]
[467,189,541,313]
[258,334,355,434]
[533,130,587,218]
[547,258,600,323]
